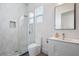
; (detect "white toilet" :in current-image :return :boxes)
[28,35,42,56]
[28,43,41,56]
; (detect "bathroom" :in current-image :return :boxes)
[0,3,79,56]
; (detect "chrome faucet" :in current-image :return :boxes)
[62,33,65,40]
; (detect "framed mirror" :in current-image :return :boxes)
[55,3,76,30]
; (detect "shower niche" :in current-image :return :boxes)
[9,21,16,28]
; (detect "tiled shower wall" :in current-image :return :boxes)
[0,3,28,55]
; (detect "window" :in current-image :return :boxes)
[29,12,34,24]
[35,6,43,23]
[29,6,44,24]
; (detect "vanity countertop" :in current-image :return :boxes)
[48,37,79,45]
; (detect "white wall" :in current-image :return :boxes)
[0,3,28,56]
[40,4,56,54]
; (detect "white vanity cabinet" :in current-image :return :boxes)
[48,39,79,56]
[48,41,55,56]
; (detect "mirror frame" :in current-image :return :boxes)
[54,3,76,30]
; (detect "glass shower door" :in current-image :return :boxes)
[28,12,35,45]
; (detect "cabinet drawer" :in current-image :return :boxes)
[48,39,62,45]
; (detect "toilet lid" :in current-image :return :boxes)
[28,43,40,49]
